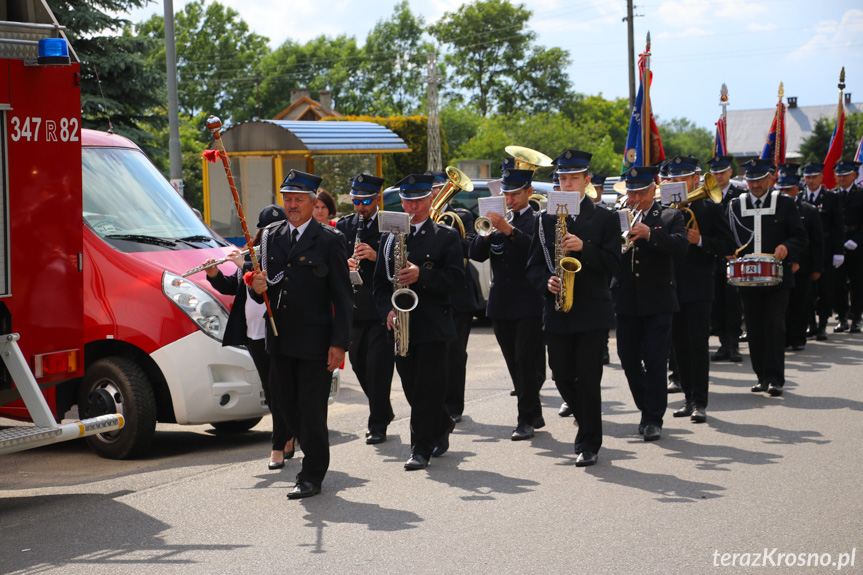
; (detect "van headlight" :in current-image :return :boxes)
[162,271,229,342]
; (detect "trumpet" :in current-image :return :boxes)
[474,210,514,237]
[431,166,473,238]
[554,204,582,312]
[182,246,257,277]
[620,208,644,253]
[669,172,722,231]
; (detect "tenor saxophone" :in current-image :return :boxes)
[554,204,582,312]
[391,228,418,357]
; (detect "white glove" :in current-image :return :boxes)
[833,254,845,268]
[845,240,858,251]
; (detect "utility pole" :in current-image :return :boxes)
[164,0,183,196]
[623,0,639,110]
[423,52,442,172]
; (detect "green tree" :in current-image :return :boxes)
[566,94,631,153]
[136,0,269,123]
[656,117,714,167]
[798,112,863,164]
[49,0,165,153]
[362,1,435,116]
[428,0,573,117]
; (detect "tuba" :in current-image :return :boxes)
[506,145,597,198]
[431,166,473,238]
[390,222,418,357]
[554,204,582,312]
[670,172,722,230]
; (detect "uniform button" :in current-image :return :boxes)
[636,272,640,277]
[635,260,640,264]
[286,263,291,268]
[280,305,287,310]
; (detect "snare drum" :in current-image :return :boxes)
[727,254,782,287]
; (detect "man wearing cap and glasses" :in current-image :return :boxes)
[665,156,735,425]
[775,163,824,351]
[526,149,621,466]
[426,170,479,425]
[833,159,863,333]
[613,165,688,442]
[250,169,353,500]
[372,174,464,471]
[707,156,747,363]
[471,166,546,442]
[727,159,807,397]
[337,174,395,446]
[800,162,845,339]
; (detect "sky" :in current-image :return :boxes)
[127,0,863,131]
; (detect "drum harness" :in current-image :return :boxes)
[728,191,779,255]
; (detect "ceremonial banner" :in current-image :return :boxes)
[622,35,665,173]
[823,69,846,189]
[855,134,863,183]
[760,84,786,166]
[714,116,727,157]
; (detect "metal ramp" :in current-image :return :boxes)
[1,333,123,455]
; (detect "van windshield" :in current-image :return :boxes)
[83,147,222,250]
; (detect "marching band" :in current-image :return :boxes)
[201,142,863,499]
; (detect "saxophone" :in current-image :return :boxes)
[554,204,582,312]
[391,225,418,357]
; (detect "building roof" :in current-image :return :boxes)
[218,120,410,153]
[727,101,862,159]
[273,95,342,121]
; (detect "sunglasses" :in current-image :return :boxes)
[352,198,376,205]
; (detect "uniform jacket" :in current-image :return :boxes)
[446,206,480,314]
[727,191,808,290]
[721,183,746,208]
[795,196,825,275]
[526,197,621,333]
[805,187,845,256]
[249,218,353,359]
[207,262,253,347]
[336,212,384,322]
[611,201,689,316]
[673,198,736,304]
[372,219,464,345]
[469,206,543,320]
[838,182,863,245]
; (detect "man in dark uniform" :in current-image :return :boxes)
[470,167,545,441]
[427,170,479,423]
[775,164,824,351]
[372,174,464,470]
[708,155,746,362]
[336,174,394,445]
[833,159,863,333]
[727,159,807,396]
[665,156,735,424]
[527,149,621,466]
[250,170,352,499]
[801,162,845,338]
[591,173,607,206]
[612,165,688,442]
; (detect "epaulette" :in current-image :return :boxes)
[337,213,353,223]
[321,224,342,235]
[265,219,287,231]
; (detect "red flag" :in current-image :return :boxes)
[822,91,845,189]
[714,116,727,157]
[202,149,221,163]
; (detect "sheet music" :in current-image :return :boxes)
[547,191,581,216]
[478,196,506,219]
[618,208,632,232]
[378,211,412,234]
[661,181,687,205]
[487,179,503,196]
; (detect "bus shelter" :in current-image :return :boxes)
[203,120,410,244]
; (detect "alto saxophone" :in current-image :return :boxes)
[554,204,582,312]
[391,226,418,357]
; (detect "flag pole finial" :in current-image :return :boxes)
[839,67,846,91]
[778,82,784,101]
[720,83,728,104]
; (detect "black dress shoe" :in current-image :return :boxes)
[739,331,748,342]
[432,417,457,457]
[558,402,572,417]
[404,453,429,470]
[790,344,805,351]
[365,431,386,445]
[451,414,462,424]
[673,402,693,417]
[602,351,610,365]
[851,322,862,333]
[638,423,646,435]
[511,423,535,441]
[643,424,661,441]
[806,326,818,339]
[575,451,598,467]
[690,406,707,423]
[509,389,517,396]
[532,416,546,430]
[751,381,768,393]
[835,320,849,333]
[816,328,828,341]
[767,384,783,397]
[728,347,743,362]
[268,459,285,470]
[710,347,730,361]
[667,380,682,393]
[287,481,321,499]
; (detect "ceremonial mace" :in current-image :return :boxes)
[205,115,278,336]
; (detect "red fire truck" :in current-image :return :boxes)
[1,1,272,458]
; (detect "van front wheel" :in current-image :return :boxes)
[78,357,156,459]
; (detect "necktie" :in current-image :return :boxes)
[755,199,762,209]
[410,225,417,236]
[290,228,299,247]
[810,193,815,204]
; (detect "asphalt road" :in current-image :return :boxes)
[1,324,862,574]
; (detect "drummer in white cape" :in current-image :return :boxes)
[726,159,808,396]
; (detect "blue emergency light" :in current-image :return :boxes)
[37,38,70,65]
